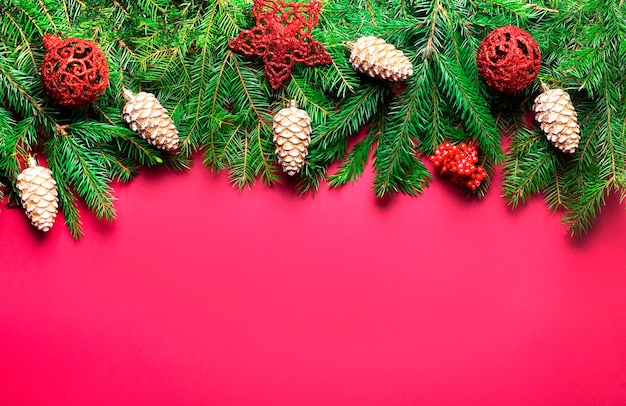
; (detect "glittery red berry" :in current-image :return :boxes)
[41,34,109,107]
[476,25,541,94]
[428,141,488,191]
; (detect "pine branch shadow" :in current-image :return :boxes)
[566,191,626,250]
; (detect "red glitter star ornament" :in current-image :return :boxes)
[228,0,332,89]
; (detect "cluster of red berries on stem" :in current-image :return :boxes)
[429,142,487,191]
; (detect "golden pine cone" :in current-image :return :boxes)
[122,89,179,152]
[533,86,580,154]
[16,157,59,232]
[272,100,311,176]
[349,36,413,81]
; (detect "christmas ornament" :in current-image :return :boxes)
[429,142,487,190]
[533,85,580,153]
[122,89,179,153]
[16,156,59,232]
[40,34,109,107]
[476,25,541,94]
[228,0,332,89]
[272,100,311,175]
[348,36,413,81]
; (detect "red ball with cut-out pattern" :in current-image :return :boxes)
[476,25,541,94]
[41,34,109,107]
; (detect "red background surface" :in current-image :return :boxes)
[1,154,626,405]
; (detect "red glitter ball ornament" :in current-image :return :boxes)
[476,25,541,94]
[429,142,487,191]
[41,34,109,107]
[228,0,332,89]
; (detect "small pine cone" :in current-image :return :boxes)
[16,157,59,232]
[533,86,580,153]
[272,100,311,176]
[349,36,413,81]
[122,88,179,152]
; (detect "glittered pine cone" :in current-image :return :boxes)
[41,34,109,107]
[349,36,413,82]
[476,26,541,93]
[533,86,580,153]
[16,157,59,232]
[272,100,312,176]
[122,89,179,153]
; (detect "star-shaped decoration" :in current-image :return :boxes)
[228,0,332,89]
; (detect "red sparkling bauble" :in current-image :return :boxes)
[428,142,487,191]
[41,34,109,107]
[228,0,332,89]
[476,25,541,94]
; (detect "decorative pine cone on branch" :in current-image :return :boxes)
[533,85,580,153]
[16,157,59,232]
[122,89,180,153]
[348,36,413,82]
[272,100,312,176]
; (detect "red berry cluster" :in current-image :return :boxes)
[428,142,487,190]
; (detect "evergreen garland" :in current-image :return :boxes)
[0,0,624,238]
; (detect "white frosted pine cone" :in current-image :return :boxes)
[349,36,413,81]
[272,100,312,176]
[533,86,580,154]
[16,157,59,232]
[122,89,179,152]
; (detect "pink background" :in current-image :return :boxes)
[1,154,626,405]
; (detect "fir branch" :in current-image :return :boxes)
[252,120,280,186]
[204,52,232,168]
[502,127,557,208]
[433,52,502,163]
[33,0,59,31]
[45,134,116,221]
[299,83,388,192]
[321,50,359,98]
[217,55,273,187]
[230,54,268,122]
[328,132,376,187]
[181,0,244,155]
[53,170,84,239]
[0,107,12,149]
[595,88,626,188]
[114,129,165,167]
[543,160,566,211]
[0,58,59,136]
[372,109,431,197]
[314,83,387,152]
[0,116,37,180]
[285,73,332,125]
[94,144,135,183]
[61,0,75,28]
[371,78,431,197]
[563,177,608,237]
[227,127,251,188]
[0,4,38,69]
[210,120,242,172]
[123,0,170,22]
